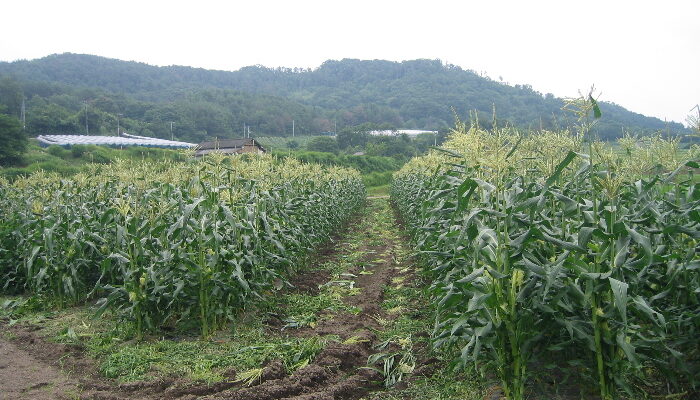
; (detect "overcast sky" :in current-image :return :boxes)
[1,0,698,124]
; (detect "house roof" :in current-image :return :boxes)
[196,138,265,151]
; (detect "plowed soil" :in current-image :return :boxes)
[0,333,81,400]
[0,198,417,400]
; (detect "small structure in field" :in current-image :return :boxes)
[194,138,267,157]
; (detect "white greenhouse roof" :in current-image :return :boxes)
[368,129,438,137]
[36,133,196,149]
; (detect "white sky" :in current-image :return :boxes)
[1,0,698,124]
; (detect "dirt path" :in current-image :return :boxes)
[0,197,419,400]
[198,197,411,399]
[0,336,81,400]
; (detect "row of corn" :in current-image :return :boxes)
[0,153,365,337]
[391,124,699,399]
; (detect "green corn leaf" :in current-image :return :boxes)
[631,296,665,326]
[107,252,130,264]
[467,292,491,313]
[456,267,485,284]
[577,227,597,249]
[520,257,545,276]
[662,224,700,239]
[615,331,637,365]
[545,151,578,188]
[456,179,478,213]
[541,232,586,253]
[614,236,631,268]
[609,277,629,326]
[430,146,465,159]
[505,135,524,160]
[451,315,472,336]
[582,271,613,280]
[589,94,602,119]
[625,225,652,262]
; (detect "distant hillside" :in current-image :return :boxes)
[0,53,688,142]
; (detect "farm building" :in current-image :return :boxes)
[194,138,267,157]
[36,133,196,149]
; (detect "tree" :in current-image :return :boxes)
[26,103,79,134]
[0,77,23,117]
[0,113,28,166]
[307,136,339,153]
[365,135,415,160]
[336,122,391,149]
[337,125,370,149]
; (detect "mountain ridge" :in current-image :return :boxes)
[0,53,688,142]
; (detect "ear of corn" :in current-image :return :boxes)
[392,124,699,399]
[0,154,365,338]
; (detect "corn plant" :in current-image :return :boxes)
[392,124,699,399]
[0,154,365,339]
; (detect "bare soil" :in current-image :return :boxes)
[0,333,80,400]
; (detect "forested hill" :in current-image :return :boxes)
[0,53,687,142]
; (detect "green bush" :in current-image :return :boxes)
[275,150,403,174]
[29,160,80,175]
[124,146,181,161]
[90,147,112,164]
[0,167,29,181]
[71,144,88,158]
[306,137,339,154]
[362,171,392,187]
[46,145,70,159]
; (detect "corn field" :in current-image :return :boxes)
[392,123,699,399]
[0,153,365,338]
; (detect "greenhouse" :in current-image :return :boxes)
[36,133,196,149]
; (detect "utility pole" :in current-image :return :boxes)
[20,97,26,130]
[292,119,295,137]
[116,113,122,136]
[334,120,337,135]
[83,101,89,135]
[243,123,246,138]
[170,121,174,140]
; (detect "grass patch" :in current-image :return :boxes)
[367,185,390,197]
[274,292,361,330]
[366,369,485,400]
[378,285,430,344]
[1,298,337,384]
[91,322,333,383]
